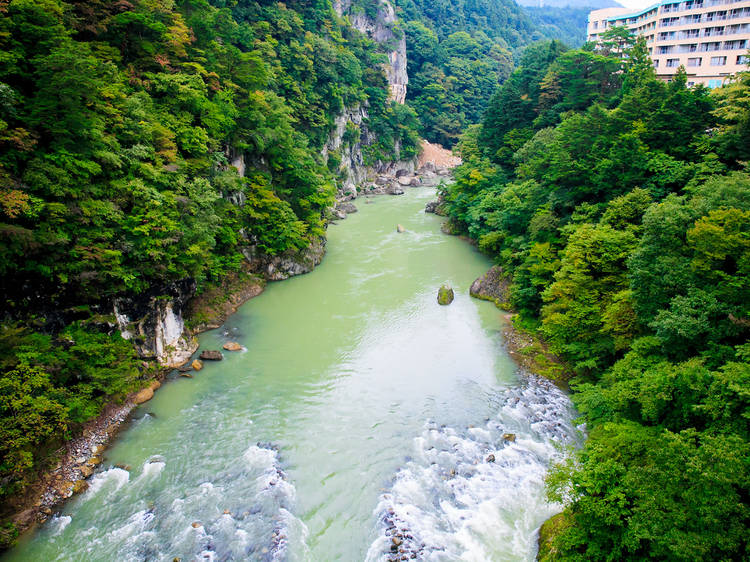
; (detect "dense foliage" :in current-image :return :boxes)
[0,0,417,518]
[442,37,750,560]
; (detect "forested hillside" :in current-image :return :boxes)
[0,0,418,540]
[392,0,548,146]
[442,35,750,560]
[522,6,590,47]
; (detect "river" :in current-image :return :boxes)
[5,187,579,562]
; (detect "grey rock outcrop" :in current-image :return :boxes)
[114,279,198,368]
[325,0,414,199]
[333,0,407,104]
[241,237,326,281]
[469,266,510,307]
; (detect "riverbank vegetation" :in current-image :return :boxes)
[0,0,419,539]
[442,34,750,560]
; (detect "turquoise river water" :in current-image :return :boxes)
[5,187,579,562]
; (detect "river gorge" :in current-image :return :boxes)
[4,187,580,562]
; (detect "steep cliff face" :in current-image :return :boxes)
[333,0,408,104]
[113,280,198,368]
[328,0,414,197]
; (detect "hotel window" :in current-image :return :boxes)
[707,79,723,88]
[724,39,747,50]
[710,56,727,65]
[666,58,681,67]
[658,45,674,54]
[687,57,702,66]
[654,59,660,67]
[593,22,598,29]
[738,55,750,65]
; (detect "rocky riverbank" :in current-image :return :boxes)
[5,269,269,542]
[469,265,571,387]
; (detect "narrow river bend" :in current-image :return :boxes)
[6,187,579,562]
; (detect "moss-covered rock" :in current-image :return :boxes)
[437,285,454,305]
[537,511,573,561]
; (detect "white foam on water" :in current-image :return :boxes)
[48,515,72,537]
[366,376,581,562]
[84,467,130,498]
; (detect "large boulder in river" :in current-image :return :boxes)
[200,350,223,361]
[223,342,242,351]
[437,285,454,305]
[425,201,438,214]
[469,266,510,307]
[397,176,413,186]
[396,224,405,233]
[387,184,405,196]
[337,201,358,214]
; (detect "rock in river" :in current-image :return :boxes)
[437,285,454,305]
[337,201,358,214]
[397,224,405,233]
[191,359,203,371]
[200,350,223,361]
[503,433,516,442]
[223,342,242,351]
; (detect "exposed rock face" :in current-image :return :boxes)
[469,266,510,307]
[241,237,326,281]
[333,0,407,104]
[326,0,414,198]
[114,279,198,368]
[323,105,416,199]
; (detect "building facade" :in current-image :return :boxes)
[587,0,750,87]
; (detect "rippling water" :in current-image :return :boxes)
[5,187,578,561]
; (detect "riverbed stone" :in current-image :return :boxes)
[425,201,438,214]
[397,224,405,233]
[337,201,358,214]
[72,480,88,494]
[486,454,495,463]
[192,359,203,371]
[437,285,454,305]
[199,350,223,361]
[223,342,242,351]
[503,433,516,442]
[79,465,94,478]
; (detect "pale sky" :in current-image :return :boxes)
[618,0,660,10]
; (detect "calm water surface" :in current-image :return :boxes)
[6,187,578,561]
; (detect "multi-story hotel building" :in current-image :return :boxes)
[587,0,750,87]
